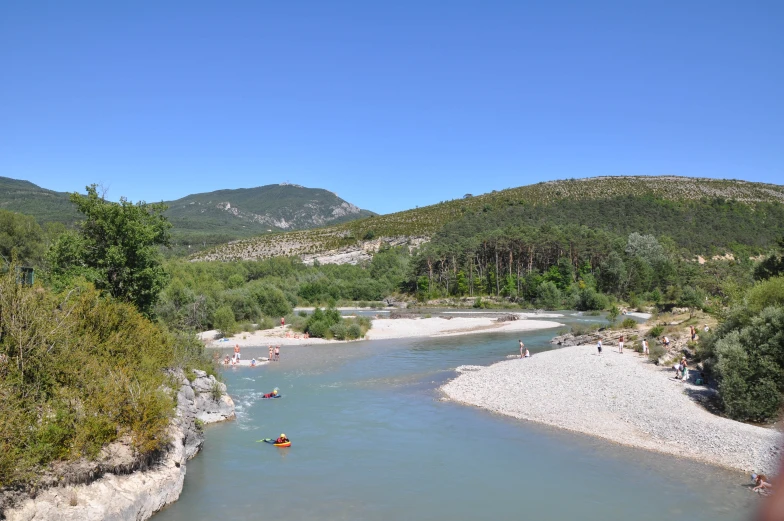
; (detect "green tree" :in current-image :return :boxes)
[678,285,705,318]
[607,305,620,325]
[0,210,45,265]
[713,307,784,422]
[212,305,236,336]
[48,186,171,316]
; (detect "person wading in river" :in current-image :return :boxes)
[519,339,525,359]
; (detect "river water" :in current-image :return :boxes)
[155,312,756,521]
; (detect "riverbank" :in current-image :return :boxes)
[4,370,235,521]
[442,344,781,474]
[201,315,563,348]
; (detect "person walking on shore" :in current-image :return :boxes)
[275,345,280,362]
[642,338,649,356]
[597,340,602,355]
[618,335,624,354]
[690,325,696,341]
[519,339,525,359]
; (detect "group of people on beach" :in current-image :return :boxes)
[221,343,281,365]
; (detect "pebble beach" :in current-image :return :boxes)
[442,344,782,474]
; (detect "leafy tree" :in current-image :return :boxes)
[607,305,620,325]
[625,232,666,264]
[212,305,236,336]
[713,307,784,422]
[0,210,45,265]
[678,285,705,318]
[48,186,171,316]
[536,281,561,310]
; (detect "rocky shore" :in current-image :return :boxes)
[442,344,782,474]
[3,370,235,521]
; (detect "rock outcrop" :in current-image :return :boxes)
[3,371,234,521]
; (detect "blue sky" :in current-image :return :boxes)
[1,1,782,214]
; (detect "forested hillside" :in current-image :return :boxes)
[195,176,784,262]
[0,177,374,249]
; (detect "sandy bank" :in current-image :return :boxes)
[442,345,781,473]
[203,316,562,348]
[365,317,562,340]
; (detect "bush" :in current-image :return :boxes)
[648,343,666,363]
[258,317,275,330]
[648,325,664,338]
[621,318,637,329]
[575,288,608,311]
[213,305,236,336]
[330,322,348,340]
[713,306,784,422]
[0,274,206,487]
[537,282,561,310]
[307,320,329,338]
[347,323,362,339]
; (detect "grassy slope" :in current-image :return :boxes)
[193,176,784,260]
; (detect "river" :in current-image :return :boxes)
[155,312,756,520]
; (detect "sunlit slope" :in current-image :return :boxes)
[192,176,784,262]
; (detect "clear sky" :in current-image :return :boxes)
[1,1,782,214]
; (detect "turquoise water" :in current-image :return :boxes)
[155,313,756,520]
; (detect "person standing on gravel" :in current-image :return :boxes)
[618,335,624,354]
[597,340,602,355]
[642,338,649,355]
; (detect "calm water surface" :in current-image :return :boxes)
[156,312,756,520]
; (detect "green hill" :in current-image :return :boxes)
[0,177,374,248]
[164,183,375,246]
[0,176,80,224]
[193,176,784,261]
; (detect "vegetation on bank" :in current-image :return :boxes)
[0,188,214,489]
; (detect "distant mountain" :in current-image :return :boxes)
[194,176,784,263]
[0,176,79,225]
[0,177,374,247]
[163,184,375,244]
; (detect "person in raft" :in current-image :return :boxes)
[597,340,603,355]
[275,433,290,444]
[251,358,257,367]
[753,473,774,492]
[618,335,624,354]
[263,388,280,398]
[519,339,525,359]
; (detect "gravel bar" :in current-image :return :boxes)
[442,344,781,474]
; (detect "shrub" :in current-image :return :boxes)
[213,305,236,336]
[330,323,348,340]
[648,325,664,338]
[347,323,362,339]
[258,317,276,330]
[575,288,608,311]
[307,320,329,338]
[621,318,637,329]
[298,310,307,317]
[648,343,666,363]
[713,306,784,422]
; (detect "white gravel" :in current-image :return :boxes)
[442,344,782,474]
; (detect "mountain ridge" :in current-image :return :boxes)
[0,177,375,245]
[192,175,784,263]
